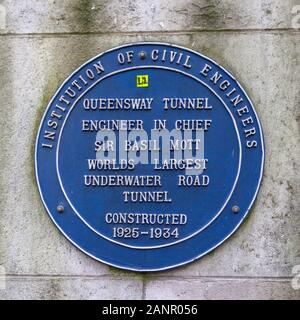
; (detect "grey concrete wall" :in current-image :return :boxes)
[0,0,299,300]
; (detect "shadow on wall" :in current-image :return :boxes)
[190,0,233,29]
[63,0,112,33]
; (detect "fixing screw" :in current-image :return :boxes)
[57,205,64,213]
[139,51,147,60]
[232,205,240,214]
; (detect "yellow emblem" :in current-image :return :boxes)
[136,75,149,88]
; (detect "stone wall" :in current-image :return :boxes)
[0,0,299,299]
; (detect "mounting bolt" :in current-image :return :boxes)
[232,205,240,214]
[57,205,64,213]
[139,51,147,60]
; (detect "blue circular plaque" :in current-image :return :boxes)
[35,43,264,271]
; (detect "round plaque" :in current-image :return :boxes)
[35,43,264,271]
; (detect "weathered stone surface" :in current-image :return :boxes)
[145,278,300,299]
[0,0,298,34]
[0,276,143,299]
